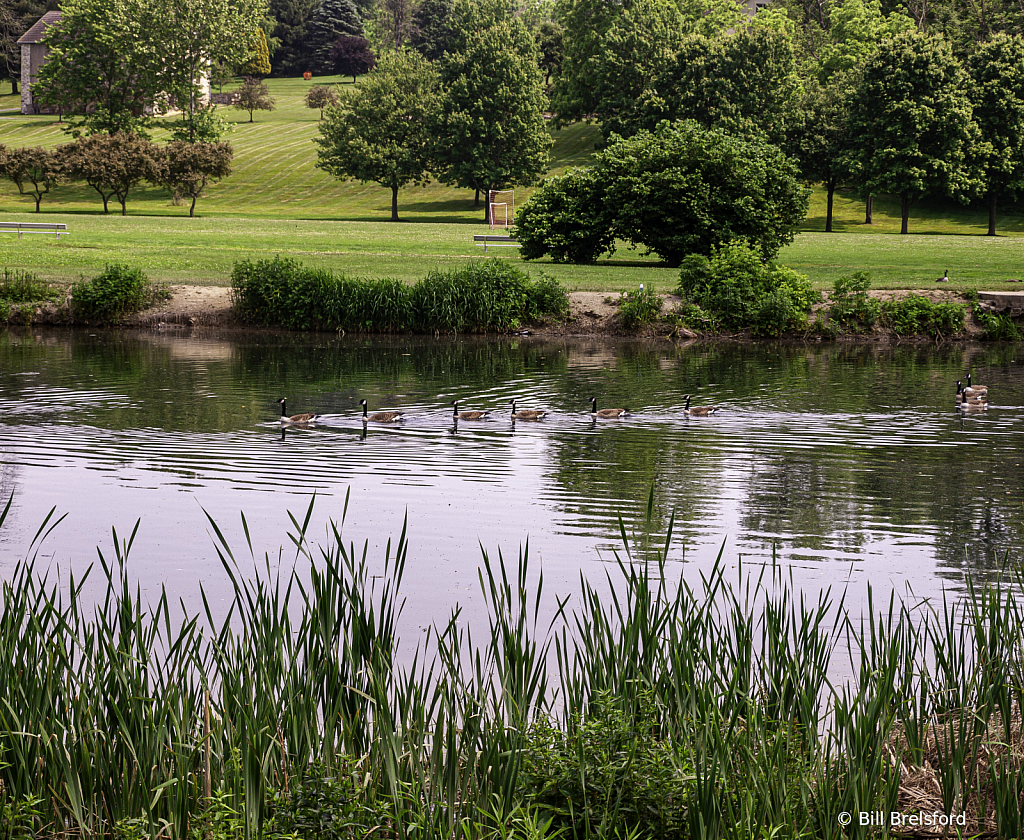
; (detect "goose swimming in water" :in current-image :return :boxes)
[360,399,404,423]
[510,399,547,420]
[683,394,717,417]
[588,397,629,419]
[276,398,320,424]
[451,401,490,420]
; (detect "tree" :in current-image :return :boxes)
[433,15,552,222]
[305,83,339,117]
[968,34,1024,236]
[314,50,438,221]
[239,26,272,76]
[535,20,563,87]
[0,3,20,96]
[0,146,66,212]
[519,121,809,267]
[848,31,980,234]
[268,0,319,74]
[160,140,234,216]
[307,0,362,73]
[34,0,164,136]
[234,76,276,122]
[409,0,454,60]
[331,34,375,81]
[143,0,267,143]
[66,133,162,214]
[815,0,914,82]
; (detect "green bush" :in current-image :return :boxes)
[827,272,881,333]
[514,168,616,264]
[971,301,1024,341]
[676,240,817,334]
[617,285,663,329]
[232,257,570,333]
[0,268,62,304]
[70,264,168,323]
[881,295,964,338]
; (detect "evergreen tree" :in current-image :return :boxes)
[307,0,362,74]
[410,0,454,60]
[268,0,319,75]
[239,27,272,76]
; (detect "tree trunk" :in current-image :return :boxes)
[34,194,41,212]
[190,195,197,217]
[987,191,997,236]
[484,186,492,224]
[11,77,18,94]
[825,177,836,233]
[865,193,873,224]
[121,198,128,216]
[391,183,399,221]
[900,192,910,234]
[474,188,480,207]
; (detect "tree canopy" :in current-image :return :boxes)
[307,0,362,74]
[314,50,439,221]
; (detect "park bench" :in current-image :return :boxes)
[0,221,69,239]
[474,234,520,253]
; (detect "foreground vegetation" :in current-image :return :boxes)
[2,491,1024,839]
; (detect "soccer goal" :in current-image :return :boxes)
[488,189,515,229]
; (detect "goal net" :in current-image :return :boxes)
[488,190,515,229]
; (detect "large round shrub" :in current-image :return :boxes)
[513,168,615,263]
[601,121,809,267]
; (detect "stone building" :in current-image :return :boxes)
[17,10,61,115]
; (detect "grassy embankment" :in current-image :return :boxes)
[2,76,1023,293]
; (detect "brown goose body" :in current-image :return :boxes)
[360,399,404,423]
[510,399,547,421]
[966,374,989,396]
[451,401,490,420]
[277,398,320,424]
[589,397,629,419]
[956,382,986,404]
[683,394,717,417]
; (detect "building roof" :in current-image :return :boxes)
[17,11,62,45]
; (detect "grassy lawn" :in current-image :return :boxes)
[2,75,1023,293]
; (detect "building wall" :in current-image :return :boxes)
[19,43,49,114]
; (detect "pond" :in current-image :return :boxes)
[1,328,1022,631]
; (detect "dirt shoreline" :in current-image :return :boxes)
[11,285,1003,340]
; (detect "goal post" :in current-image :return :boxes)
[488,189,515,229]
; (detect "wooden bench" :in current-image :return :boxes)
[474,234,520,253]
[0,221,69,239]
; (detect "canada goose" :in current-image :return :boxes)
[276,398,320,424]
[588,397,629,419]
[451,401,490,420]
[937,269,949,282]
[966,373,989,396]
[956,381,986,404]
[509,399,547,420]
[683,394,717,417]
[360,399,404,423]
[959,395,988,412]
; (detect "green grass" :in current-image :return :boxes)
[2,75,1024,292]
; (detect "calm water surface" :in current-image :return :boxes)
[1,328,1022,630]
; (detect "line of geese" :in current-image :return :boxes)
[276,395,718,425]
[956,374,990,412]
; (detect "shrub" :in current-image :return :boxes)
[677,240,817,334]
[70,264,168,323]
[617,285,663,329]
[526,272,571,320]
[0,268,62,304]
[411,260,532,332]
[826,272,882,333]
[881,295,965,338]
[514,168,615,264]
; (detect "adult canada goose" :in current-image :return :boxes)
[959,394,988,412]
[956,381,986,404]
[276,398,320,424]
[509,399,547,420]
[360,399,404,423]
[683,394,717,417]
[937,269,949,282]
[588,397,629,419]
[966,373,989,396]
[451,401,490,420]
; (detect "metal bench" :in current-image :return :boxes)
[474,234,520,253]
[0,221,69,239]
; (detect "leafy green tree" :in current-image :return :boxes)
[34,0,164,136]
[239,26,272,75]
[848,31,980,235]
[314,50,438,221]
[331,34,375,81]
[434,14,552,222]
[0,146,66,212]
[514,168,616,263]
[927,0,1024,56]
[815,0,914,81]
[234,76,276,121]
[305,83,339,117]
[0,3,19,95]
[968,34,1024,236]
[66,133,162,215]
[160,140,234,216]
[307,0,362,73]
[643,25,799,146]
[169,104,233,142]
[535,20,563,86]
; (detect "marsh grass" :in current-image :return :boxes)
[2,489,1024,840]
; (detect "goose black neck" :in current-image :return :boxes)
[280,400,286,416]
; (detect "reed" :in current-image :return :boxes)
[2,490,1024,840]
